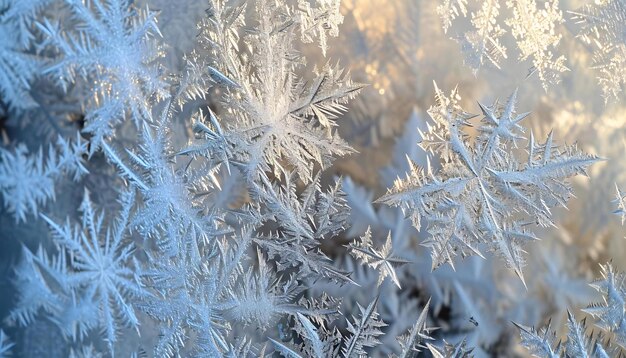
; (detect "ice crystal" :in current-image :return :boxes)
[515,320,561,357]
[0,0,51,109]
[38,0,167,151]
[437,0,468,33]
[438,0,567,88]
[505,0,568,90]
[426,339,474,358]
[614,184,626,225]
[348,227,409,288]
[517,312,621,357]
[10,190,145,347]
[516,264,626,357]
[296,0,344,56]
[251,171,353,283]
[378,84,598,281]
[1,0,617,356]
[394,299,432,357]
[570,0,626,101]
[341,295,387,357]
[0,135,87,222]
[195,0,362,182]
[582,263,626,349]
[456,0,507,74]
[0,330,12,358]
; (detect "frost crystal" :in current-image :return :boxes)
[0,0,51,109]
[505,0,568,90]
[395,299,433,357]
[348,227,409,288]
[427,339,474,358]
[0,135,88,222]
[195,0,362,182]
[0,330,13,358]
[378,84,598,281]
[457,0,507,74]
[437,0,468,33]
[582,263,626,349]
[514,320,561,357]
[38,0,167,151]
[516,263,626,357]
[570,0,626,101]
[1,0,617,356]
[11,190,145,346]
[296,0,344,56]
[341,295,387,357]
[613,184,626,225]
[438,0,567,88]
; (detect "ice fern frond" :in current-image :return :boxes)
[0,134,88,222]
[33,189,146,347]
[104,110,220,264]
[516,313,620,357]
[289,62,363,133]
[505,0,568,90]
[195,0,361,183]
[341,295,387,358]
[226,250,295,328]
[437,0,468,33]
[348,227,409,288]
[178,108,232,174]
[0,0,52,46]
[613,184,626,225]
[37,0,167,151]
[582,263,626,349]
[377,84,598,282]
[251,171,353,284]
[0,330,13,358]
[456,0,507,75]
[294,312,326,357]
[295,0,344,56]
[251,171,321,241]
[570,0,626,101]
[270,312,336,357]
[564,312,594,358]
[0,0,50,109]
[517,263,626,357]
[426,339,474,358]
[437,0,567,87]
[394,299,433,358]
[8,245,68,329]
[514,320,561,358]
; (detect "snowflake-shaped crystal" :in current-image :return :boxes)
[38,0,167,150]
[378,84,598,282]
[571,0,626,101]
[40,189,146,345]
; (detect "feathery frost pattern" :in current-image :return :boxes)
[570,0,626,101]
[11,190,144,347]
[0,135,87,222]
[0,0,622,356]
[438,0,567,89]
[0,0,52,109]
[614,185,626,225]
[456,0,507,75]
[378,84,598,281]
[0,330,12,358]
[516,264,626,357]
[191,0,362,182]
[38,0,167,151]
[348,227,409,288]
[505,0,568,89]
